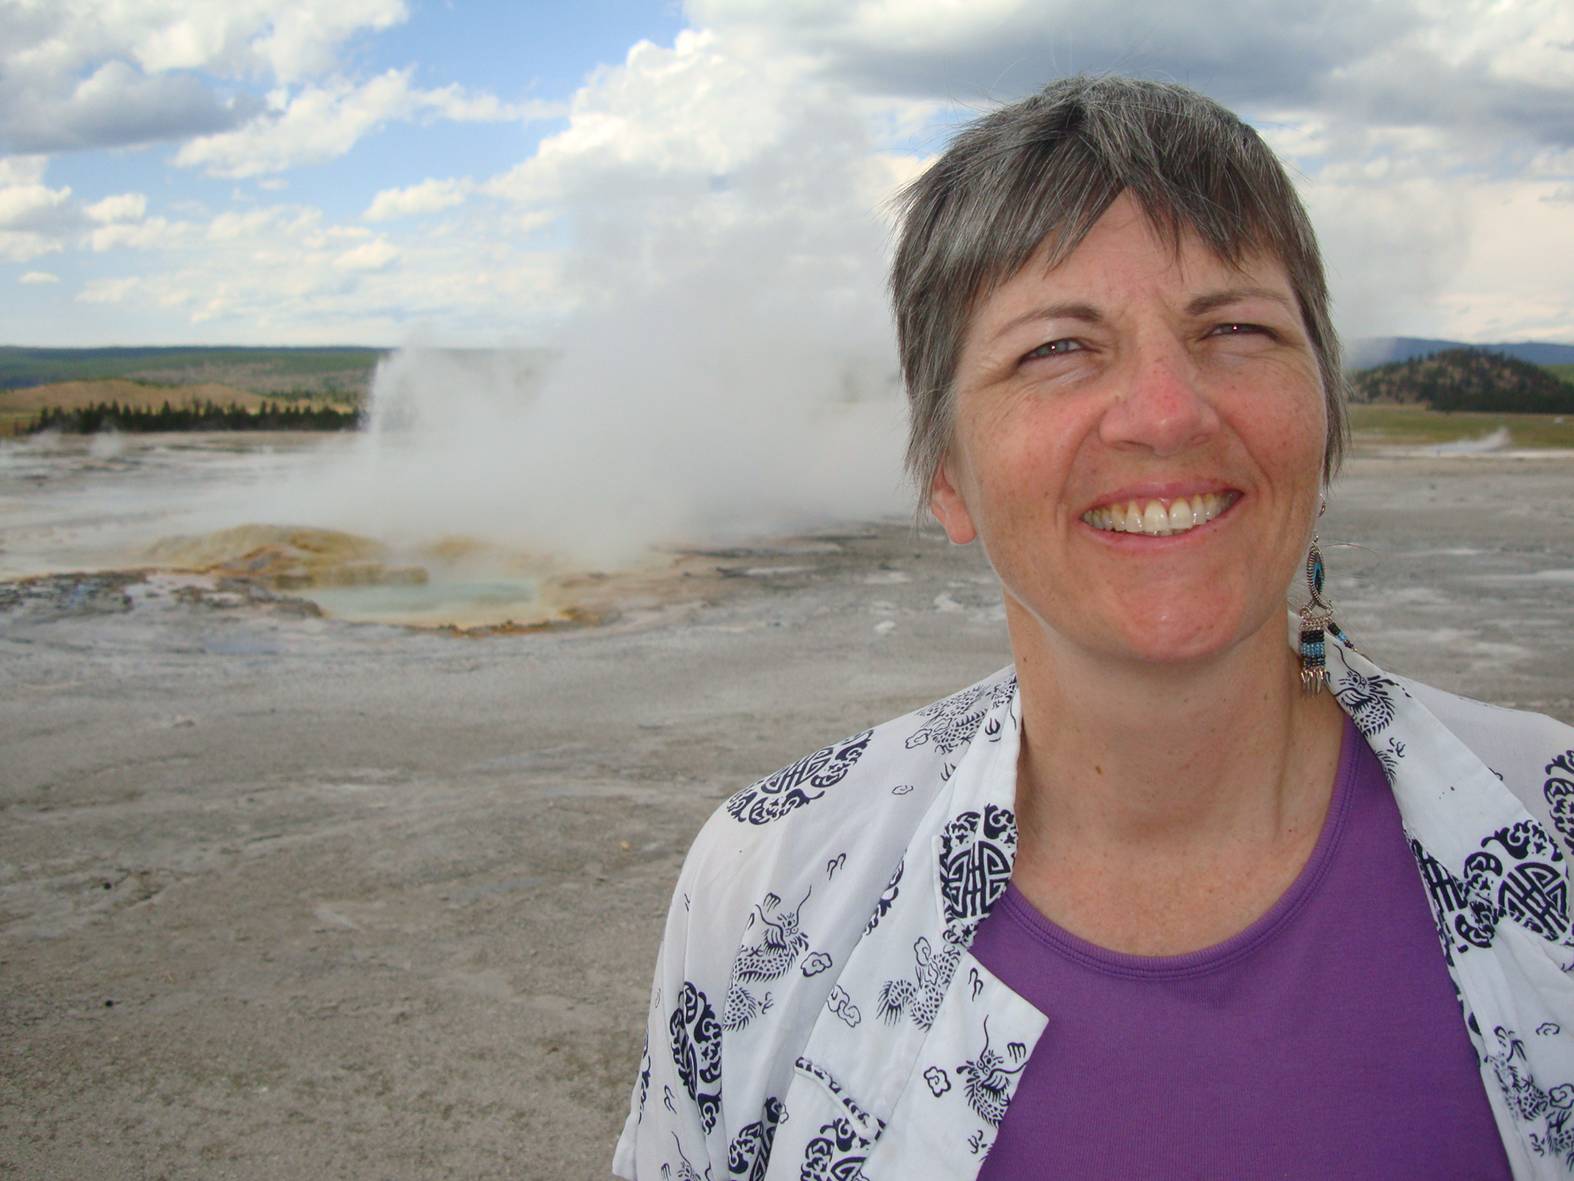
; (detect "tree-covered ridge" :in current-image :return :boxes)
[1350,348,1574,413]
[28,399,361,434]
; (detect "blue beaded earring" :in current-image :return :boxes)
[1298,495,1338,694]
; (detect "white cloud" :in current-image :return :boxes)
[485,30,820,209]
[420,85,563,124]
[0,156,49,187]
[130,0,410,83]
[78,276,142,303]
[1301,174,1474,342]
[85,192,148,223]
[305,225,372,247]
[89,216,189,252]
[674,0,1574,347]
[365,178,472,221]
[7,1,409,85]
[0,1,532,156]
[687,0,1397,108]
[0,233,62,263]
[0,182,74,230]
[9,0,1568,352]
[208,205,319,241]
[0,4,562,341]
[1,58,253,153]
[0,177,77,261]
[0,177,83,262]
[511,209,556,236]
[688,0,1574,160]
[48,194,550,341]
[252,1,408,81]
[175,68,557,178]
[19,271,60,284]
[1430,180,1574,342]
[333,238,399,271]
[480,26,916,310]
[176,69,413,177]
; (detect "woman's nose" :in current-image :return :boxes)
[1096,344,1220,456]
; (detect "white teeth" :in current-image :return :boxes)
[1081,492,1236,535]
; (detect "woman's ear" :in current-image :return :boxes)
[929,456,978,546]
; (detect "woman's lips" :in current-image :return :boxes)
[1080,490,1241,536]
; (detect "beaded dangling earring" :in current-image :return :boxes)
[1298,495,1340,694]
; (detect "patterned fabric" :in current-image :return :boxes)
[613,639,1574,1180]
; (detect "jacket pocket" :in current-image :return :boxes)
[857,950,1048,1180]
[762,1055,885,1180]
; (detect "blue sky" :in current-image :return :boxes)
[1,0,1570,348]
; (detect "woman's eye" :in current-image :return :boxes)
[1208,322,1273,339]
[1023,338,1083,361]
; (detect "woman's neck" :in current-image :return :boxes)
[1005,600,1347,952]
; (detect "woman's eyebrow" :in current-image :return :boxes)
[988,287,1294,345]
[1185,287,1296,316]
[988,301,1103,344]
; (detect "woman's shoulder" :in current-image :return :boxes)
[615,666,1019,1175]
[677,665,1019,908]
[1385,672,1574,853]
[1397,675,1572,768]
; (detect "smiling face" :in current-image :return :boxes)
[930,192,1327,671]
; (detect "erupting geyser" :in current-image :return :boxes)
[6,104,913,628]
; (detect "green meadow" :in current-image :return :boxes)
[1348,403,1574,449]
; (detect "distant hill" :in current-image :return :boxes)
[1348,336,1574,370]
[0,346,385,397]
[1350,348,1574,412]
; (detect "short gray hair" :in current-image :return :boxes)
[889,74,1349,507]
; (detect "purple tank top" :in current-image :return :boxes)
[969,715,1510,1179]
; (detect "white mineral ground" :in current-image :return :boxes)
[1,442,1571,1179]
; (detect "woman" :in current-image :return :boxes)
[614,76,1574,1180]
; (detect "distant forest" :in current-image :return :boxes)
[29,399,361,434]
[1349,348,1574,413]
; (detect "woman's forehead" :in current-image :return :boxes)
[974,219,1293,332]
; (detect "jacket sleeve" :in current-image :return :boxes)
[612,839,732,1180]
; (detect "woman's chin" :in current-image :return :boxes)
[1135,609,1302,672]
[1064,605,1272,670]
[1113,630,1236,668]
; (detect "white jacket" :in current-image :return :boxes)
[614,639,1574,1179]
